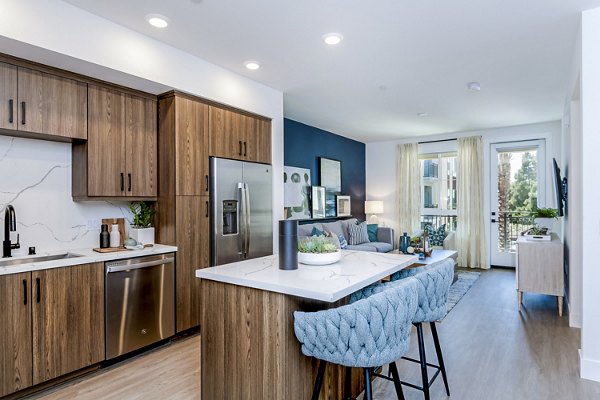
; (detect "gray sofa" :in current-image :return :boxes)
[298,218,395,253]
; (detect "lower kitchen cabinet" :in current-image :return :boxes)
[0,263,104,397]
[32,262,105,384]
[175,195,210,332]
[0,272,32,397]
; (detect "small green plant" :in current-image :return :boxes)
[526,226,548,235]
[534,208,558,219]
[129,202,155,228]
[298,236,338,253]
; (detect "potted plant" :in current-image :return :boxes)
[534,208,558,231]
[297,236,341,265]
[128,202,155,245]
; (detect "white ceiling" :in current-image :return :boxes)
[63,0,599,142]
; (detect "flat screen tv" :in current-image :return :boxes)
[553,158,566,217]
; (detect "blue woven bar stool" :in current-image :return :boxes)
[352,259,454,400]
[293,278,419,400]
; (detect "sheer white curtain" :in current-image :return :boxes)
[396,143,421,235]
[456,136,489,269]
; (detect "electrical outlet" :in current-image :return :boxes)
[87,219,101,231]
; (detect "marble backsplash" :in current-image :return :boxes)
[0,135,133,255]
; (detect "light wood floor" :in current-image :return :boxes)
[29,268,600,400]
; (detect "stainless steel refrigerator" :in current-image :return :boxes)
[210,157,273,266]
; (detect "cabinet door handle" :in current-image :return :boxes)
[120,173,124,192]
[36,277,40,303]
[8,99,13,124]
[205,200,209,218]
[128,173,132,192]
[238,140,242,156]
[21,101,26,125]
[205,175,209,192]
[243,141,247,157]
[23,279,27,305]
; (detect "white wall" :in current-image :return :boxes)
[366,121,561,244]
[0,0,284,253]
[579,7,600,382]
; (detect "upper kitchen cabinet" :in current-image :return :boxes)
[72,84,157,200]
[158,93,209,196]
[209,106,272,164]
[0,62,17,131]
[0,61,87,140]
[18,67,88,140]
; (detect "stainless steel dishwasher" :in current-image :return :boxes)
[105,253,175,359]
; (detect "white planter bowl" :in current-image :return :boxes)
[298,250,341,266]
[129,227,155,245]
[534,218,555,231]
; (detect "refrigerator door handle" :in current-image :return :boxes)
[238,183,246,257]
[244,183,251,257]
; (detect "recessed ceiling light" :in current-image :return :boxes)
[467,81,481,91]
[417,113,428,117]
[146,14,169,28]
[322,33,344,45]
[244,61,261,70]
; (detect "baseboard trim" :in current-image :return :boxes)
[580,355,600,382]
[569,312,582,328]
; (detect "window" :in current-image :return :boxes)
[420,153,457,230]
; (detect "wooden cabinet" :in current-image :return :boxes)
[0,62,17,131]
[157,92,211,332]
[209,106,271,164]
[0,263,104,396]
[175,195,210,331]
[18,67,88,140]
[516,234,564,316]
[32,263,105,384]
[0,273,32,397]
[73,84,157,199]
[0,61,87,140]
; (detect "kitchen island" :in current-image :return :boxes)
[196,250,417,399]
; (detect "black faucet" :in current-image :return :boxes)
[3,205,20,258]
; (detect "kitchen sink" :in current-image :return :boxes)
[0,253,83,267]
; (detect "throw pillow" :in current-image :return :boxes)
[338,234,348,249]
[348,222,370,245]
[367,224,378,242]
[424,224,446,246]
[311,227,325,237]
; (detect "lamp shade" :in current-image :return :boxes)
[364,200,384,214]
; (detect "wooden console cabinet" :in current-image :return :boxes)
[516,234,564,316]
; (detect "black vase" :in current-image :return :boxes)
[279,220,298,270]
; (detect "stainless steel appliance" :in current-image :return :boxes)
[105,253,175,359]
[211,157,273,266]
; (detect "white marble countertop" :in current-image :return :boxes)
[196,250,418,302]
[0,244,178,276]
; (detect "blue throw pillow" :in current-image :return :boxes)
[424,224,446,246]
[338,234,348,249]
[311,227,324,237]
[367,224,378,242]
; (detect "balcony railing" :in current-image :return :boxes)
[420,215,457,231]
[497,211,535,252]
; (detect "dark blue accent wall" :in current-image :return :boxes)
[284,119,366,220]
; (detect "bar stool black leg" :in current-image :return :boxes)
[430,322,450,396]
[344,366,353,400]
[415,323,430,400]
[389,361,406,400]
[312,360,326,400]
[363,368,373,400]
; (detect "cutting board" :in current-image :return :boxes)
[102,218,125,247]
[93,247,128,253]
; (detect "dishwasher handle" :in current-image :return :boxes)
[106,257,174,273]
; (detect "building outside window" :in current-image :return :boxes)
[420,153,457,230]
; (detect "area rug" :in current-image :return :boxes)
[444,271,481,318]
